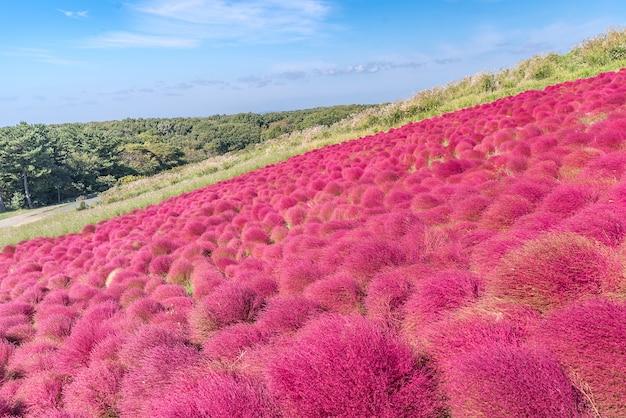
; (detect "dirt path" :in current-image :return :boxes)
[0,196,101,229]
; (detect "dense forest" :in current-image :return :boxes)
[0,104,375,210]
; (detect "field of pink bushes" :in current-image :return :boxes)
[1,69,626,417]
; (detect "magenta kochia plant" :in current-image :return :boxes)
[267,314,443,417]
[151,368,279,418]
[188,281,265,344]
[441,342,586,417]
[536,297,626,417]
[488,232,623,311]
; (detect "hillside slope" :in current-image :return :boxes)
[0,66,625,415]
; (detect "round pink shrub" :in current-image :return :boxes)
[14,371,65,415]
[241,227,270,245]
[190,261,225,300]
[56,300,120,373]
[152,369,279,418]
[255,296,322,336]
[303,273,362,314]
[35,311,75,341]
[480,194,534,229]
[283,205,307,227]
[202,322,267,364]
[148,254,173,276]
[539,184,598,217]
[383,188,413,208]
[557,203,626,247]
[267,314,443,417]
[488,232,623,311]
[276,258,325,295]
[126,297,164,323]
[62,359,124,418]
[450,195,490,222]
[470,232,530,274]
[403,269,483,331]
[150,284,187,301]
[189,282,264,343]
[581,150,626,180]
[589,118,626,150]
[364,269,414,326]
[336,238,407,283]
[360,185,385,208]
[118,323,189,368]
[151,237,179,256]
[442,343,585,417]
[119,343,201,417]
[424,310,536,364]
[536,297,626,417]
[167,258,194,285]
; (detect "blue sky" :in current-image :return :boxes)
[1,0,626,127]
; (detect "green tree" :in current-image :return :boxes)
[0,122,54,209]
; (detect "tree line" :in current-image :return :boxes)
[0,105,375,211]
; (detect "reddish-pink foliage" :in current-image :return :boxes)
[557,203,626,247]
[539,184,598,217]
[335,238,406,283]
[202,322,267,363]
[589,117,626,150]
[119,343,201,417]
[283,205,307,227]
[255,296,322,336]
[189,282,264,343]
[303,273,362,314]
[62,359,124,417]
[468,231,529,274]
[535,297,626,417]
[2,67,626,415]
[442,343,585,417]
[480,194,534,229]
[581,150,626,179]
[403,269,483,330]
[489,232,623,311]
[364,269,414,326]
[276,258,325,295]
[167,258,194,285]
[152,369,279,418]
[148,254,173,276]
[14,371,65,415]
[267,314,443,417]
[360,185,385,208]
[126,297,164,323]
[56,301,120,373]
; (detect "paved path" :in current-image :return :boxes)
[0,196,100,229]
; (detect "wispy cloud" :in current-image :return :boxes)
[3,48,85,66]
[313,60,426,76]
[58,9,89,19]
[84,0,332,48]
[84,31,199,48]
[233,59,432,89]
[0,96,18,102]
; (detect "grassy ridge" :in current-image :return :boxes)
[2,27,626,249]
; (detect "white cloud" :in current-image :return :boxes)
[58,9,89,19]
[85,0,332,48]
[84,31,200,48]
[3,48,85,66]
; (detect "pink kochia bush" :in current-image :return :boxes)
[488,232,623,311]
[3,69,626,415]
[442,342,585,417]
[267,314,443,417]
[535,298,626,417]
